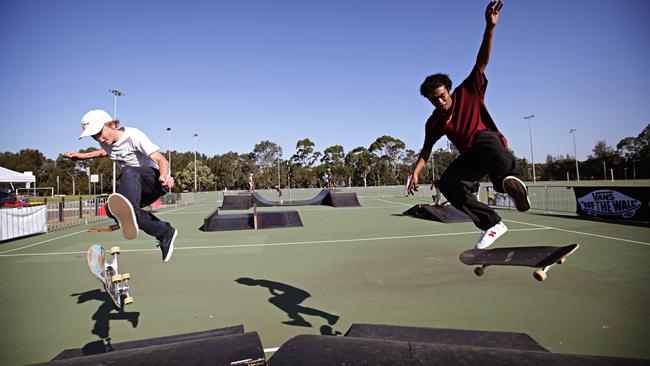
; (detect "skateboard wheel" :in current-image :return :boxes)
[110,246,121,255]
[474,267,485,277]
[558,258,566,264]
[122,273,131,280]
[534,270,547,281]
[112,274,123,283]
[124,296,134,305]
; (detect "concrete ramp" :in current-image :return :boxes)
[403,204,470,223]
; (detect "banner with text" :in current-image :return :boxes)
[573,186,650,222]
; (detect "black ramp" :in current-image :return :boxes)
[345,324,548,352]
[251,189,330,207]
[403,204,470,223]
[52,325,245,360]
[268,334,646,366]
[327,192,361,207]
[201,210,303,231]
[221,194,253,210]
[36,332,265,366]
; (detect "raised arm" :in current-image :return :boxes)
[475,0,503,73]
[65,149,107,160]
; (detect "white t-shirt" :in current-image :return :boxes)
[100,127,160,170]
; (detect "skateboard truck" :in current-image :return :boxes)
[473,256,567,281]
[107,246,134,306]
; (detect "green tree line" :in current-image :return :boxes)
[1,124,648,195]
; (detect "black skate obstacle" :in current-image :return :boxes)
[403,204,471,223]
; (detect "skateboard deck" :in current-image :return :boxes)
[87,244,133,309]
[108,193,139,240]
[459,244,579,281]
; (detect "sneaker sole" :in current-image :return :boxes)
[503,177,530,212]
[108,193,139,240]
[163,229,177,263]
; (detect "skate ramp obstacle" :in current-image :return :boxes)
[201,209,303,231]
[403,204,470,223]
[269,324,646,366]
[220,189,361,210]
[221,193,254,210]
[326,191,361,207]
[42,325,265,365]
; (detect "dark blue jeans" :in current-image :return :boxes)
[106,166,172,239]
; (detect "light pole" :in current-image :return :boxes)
[109,89,125,193]
[193,133,198,192]
[523,114,536,183]
[569,129,580,181]
[166,128,172,176]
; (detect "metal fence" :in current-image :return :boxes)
[4,182,647,238]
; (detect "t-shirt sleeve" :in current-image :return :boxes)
[459,66,488,99]
[132,128,160,157]
[417,116,444,162]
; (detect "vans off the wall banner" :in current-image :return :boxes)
[573,186,650,222]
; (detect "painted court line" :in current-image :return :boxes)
[0,230,87,255]
[0,227,549,257]
[371,198,412,206]
[0,203,203,256]
[503,219,650,246]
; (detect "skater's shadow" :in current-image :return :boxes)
[236,277,340,335]
[70,289,139,355]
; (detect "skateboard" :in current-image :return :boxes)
[108,193,139,240]
[87,244,133,309]
[459,244,579,281]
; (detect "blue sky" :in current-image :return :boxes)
[1,0,648,163]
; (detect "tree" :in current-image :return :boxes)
[253,141,282,172]
[176,160,212,192]
[345,147,374,187]
[291,138,321,168]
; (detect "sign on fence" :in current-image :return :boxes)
[573,186,650,222]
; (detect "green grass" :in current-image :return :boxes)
[0,195,649,364]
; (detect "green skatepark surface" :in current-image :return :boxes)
[1,195,649,364]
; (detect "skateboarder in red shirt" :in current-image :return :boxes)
[409,0,530,249]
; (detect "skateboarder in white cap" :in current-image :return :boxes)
[66,109,177,262]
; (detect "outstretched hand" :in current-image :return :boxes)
[159,175,175,189]
[65,151,81,160]
[407,174,419,195]
[485,0,503,27]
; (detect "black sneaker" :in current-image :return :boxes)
[158,228,177,263]
[502,176,531,212]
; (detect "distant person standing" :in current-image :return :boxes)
[408,0,530,249]
[274,185,283,204]
[66,109,177,262]
[323,169,334,190]
[248,173,255,191]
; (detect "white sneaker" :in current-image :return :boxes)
[475,221,508,249]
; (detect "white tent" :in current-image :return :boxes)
[0,166,36,184]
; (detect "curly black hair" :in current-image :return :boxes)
[420,73,452,97]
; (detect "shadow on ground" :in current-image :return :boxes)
[70,289,140,355]
[236,277,342,335]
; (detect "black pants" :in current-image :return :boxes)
[106,166,172,239]
[437,129,522,230]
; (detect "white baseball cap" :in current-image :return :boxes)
[79,109,113,139]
